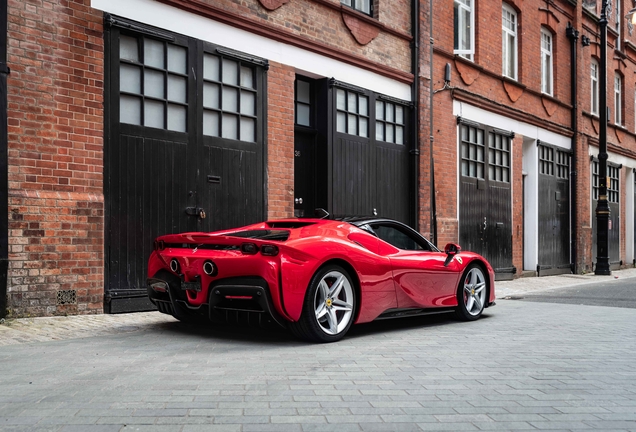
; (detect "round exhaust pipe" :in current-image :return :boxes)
[170,258,180,273]
[203,260,216,276]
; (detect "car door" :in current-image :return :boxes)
[370,223,461,309]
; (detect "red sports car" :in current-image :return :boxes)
[147,217,495,342]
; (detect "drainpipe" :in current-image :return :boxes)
[428,0,437,245]
[410,0,420,230]
[0,0,8,319]
[566,22,578,274]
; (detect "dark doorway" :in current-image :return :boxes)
[537,144,571,275]
[104,18,266,313]
[458,121,515,280]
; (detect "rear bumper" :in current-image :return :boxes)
[147,273,287,328]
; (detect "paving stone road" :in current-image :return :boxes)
[0,271,635,431]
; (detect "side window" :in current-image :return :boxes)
[372,225,429,251]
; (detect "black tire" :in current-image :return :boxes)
[455,263,487,321]
[289,264,357,343]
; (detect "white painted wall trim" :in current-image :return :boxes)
[452,101,571,149]
[626,169,634,264]
[91,0,412,100]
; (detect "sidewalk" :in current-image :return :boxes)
[2,267,635,346]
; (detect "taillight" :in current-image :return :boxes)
[241,243,258,254]
[261,244,279,256]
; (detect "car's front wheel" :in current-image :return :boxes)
[455,263,487,321]
[289,264,356,343]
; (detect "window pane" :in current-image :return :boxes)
[337,89,346,110]
[396,126,404,144]
[204,83,220,109]
[359,117,368,137]
[144,100,164,129]
[240,66,254,89]
[222,59,238,85]
[167,104,186,132]
[386,124,394,142]
[359,96,368,116]
[337,111,346,133]
[348,113,357,134]
[461,8,471,51]
[376,122,384,141]
[297,80,310,104]
[387,104,394,122]
[144,38,164,68]
[120,35,139,62]
[348,93,357,113]
[144,70,164,99]
[222,87,238,112]
[120,64,141,94]
[241,91,255,116]
[120,95,141,125]
[240,117,255,142]
[376,101,384,120]
[222,113,238,139]
[396,105,404,124]
[167,75,186,103]
[167,45,186,74]
[297,104,310,126]
[204,54,220,81]
[203,110,219,136]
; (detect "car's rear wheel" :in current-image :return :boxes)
[455,264,487,321]
[289,264,356,343]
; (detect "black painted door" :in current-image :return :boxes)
[458,124,514,280]
[330,84,410,224]
[537,145,571,275]
[105,20,265,312]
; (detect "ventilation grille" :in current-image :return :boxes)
[56,290,77,305]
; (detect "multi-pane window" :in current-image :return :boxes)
[615,0,621,51]
[460,124,485,179]
[454,0,474,61]
[591,59,599,115]
[592,161,599,200]
[375,101,405,144]
[608,165,619,203]
[539,145,554,176]
[502,4,517,80]
[336,89,369,137]
[541,27,553,95]
[202,54,257,142]
[489,132,511,183]
[341,0,371,15]
[556,150,569,179]
[119,35,188,132]
[295,80,311,127]
[540,146,569,179]
[592,161,620,203]
[614,73,622,126]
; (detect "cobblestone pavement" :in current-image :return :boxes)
[0,272,635,431]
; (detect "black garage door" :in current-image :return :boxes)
[104,16,266,312]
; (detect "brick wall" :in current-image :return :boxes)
[266,62,295,220]
[6,0,104,316]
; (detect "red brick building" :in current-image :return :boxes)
[0,0,428,317]
[431,0,636,279]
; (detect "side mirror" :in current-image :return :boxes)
[444,243,461,255]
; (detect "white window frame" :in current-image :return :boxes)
[502,4,517,80]
[541,27,553,96]
[615,73,622,126]
[454,0,474,61]
[591,59,599,115]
